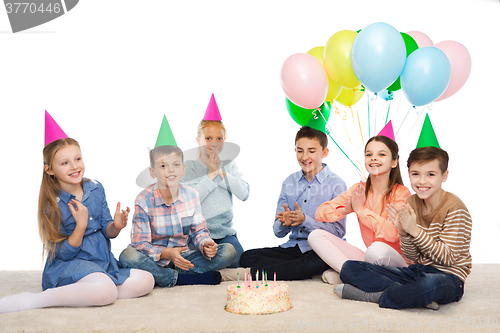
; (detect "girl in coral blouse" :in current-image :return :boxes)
[308,135,411,275]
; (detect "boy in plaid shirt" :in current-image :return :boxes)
[119,126,236,286]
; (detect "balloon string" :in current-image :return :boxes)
[318,104,336,140]
[325,131,363,179]
[392,90,404,121]
[395,106,413,137]
[367,92,371,138]
[341,119,364,174]
[357,158,367,180]
[385,99,392,125]
[319,107,363,176]
[408,105,428,133]
[374,95,379,135]
[312,108,319,119]
[356,108,365,145]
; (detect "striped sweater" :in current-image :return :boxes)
[400,192,472,282]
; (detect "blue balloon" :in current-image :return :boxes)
[401,47,451,106]
[376,89,394,101]
[351,22,406,93]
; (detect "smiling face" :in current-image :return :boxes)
[197,123,225,157]
[295,137,329,180]
[408,159,448,204]
[45,144,85,192]
[364,140,398,178]
[150,152,186,189]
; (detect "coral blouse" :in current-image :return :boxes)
[315,182,411,254]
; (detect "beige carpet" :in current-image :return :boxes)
[1,264,499,333]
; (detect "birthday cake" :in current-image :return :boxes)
[224,282,292,315]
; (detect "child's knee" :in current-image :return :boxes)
[131,269,155,296]
[339,260,360,283]
[142,271,155,293]
[364,242,387,264]
[92,276,119,306]
[219,243,237,261]
[119,247,144,268]
[307,229,325,244]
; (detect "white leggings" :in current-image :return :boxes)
[308,229,407,272]
[0,269,154,314]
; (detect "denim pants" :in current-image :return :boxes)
[340,260,464,309]
[213,234,243,268]
[118,244,236,287]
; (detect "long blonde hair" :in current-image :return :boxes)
[38,138,83,260]
[196,120,227,158]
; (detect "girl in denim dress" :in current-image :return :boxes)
[0,137,154,313]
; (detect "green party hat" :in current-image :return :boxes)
[154,115,178,147]
[305,101,331,134]
[416,113,440,148]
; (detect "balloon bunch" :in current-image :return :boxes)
[280,22,471,178]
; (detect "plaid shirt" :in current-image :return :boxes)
[130,183,212,266]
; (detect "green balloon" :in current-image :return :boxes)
[285,98,314,126]
[305,101,331,134]
[387,32,419,92]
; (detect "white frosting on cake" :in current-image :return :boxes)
[224,282,292,315]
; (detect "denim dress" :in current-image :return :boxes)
[42,179,130,290]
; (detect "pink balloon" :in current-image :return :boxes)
[406,31,433,48]
[434,40,471,102]
[281,53,328,109]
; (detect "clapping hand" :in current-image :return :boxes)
[68,199,88,230]
[387,203,407,236]
[277,202,305,227]
[350,182,366,214]
[399,204,420,237]
[113,202,130,231]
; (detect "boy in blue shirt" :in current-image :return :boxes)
[239,126,347,280]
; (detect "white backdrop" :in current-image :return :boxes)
[1,0,499,270]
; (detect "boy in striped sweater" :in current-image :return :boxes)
[333,118,472,310]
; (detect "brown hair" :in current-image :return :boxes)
[196,120,227,158]
[38,138,84,260]
[149,145,184,168]
[295,126,328,150]
[407,147,449,174]
[364,135,404,205]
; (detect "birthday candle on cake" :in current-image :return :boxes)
[237,272,240,288]
[249,274,252,288]
[274,272,277,286]
[244,270,247,287]
[265,271,268,287]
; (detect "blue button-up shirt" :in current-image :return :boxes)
[273,164,347,253]
[42,179,129,290]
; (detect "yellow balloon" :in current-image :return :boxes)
[326,76,342,101]
[335,86,365,106]
[307,46,342,101]
[307,46,325,65]
[324,30,360,89]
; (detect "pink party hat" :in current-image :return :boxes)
[45,110,68,146]
[377,120,395,141]
[203,94,222,121]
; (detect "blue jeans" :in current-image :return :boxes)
[118,244,236,287]
[340,260,464,309]
[213,234,243,268]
